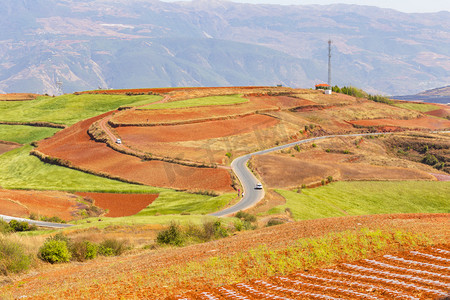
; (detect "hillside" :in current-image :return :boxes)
[0,0,449,95]
[0,86,449,299]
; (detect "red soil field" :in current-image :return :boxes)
[76,192,158,217]
[36,113,234,192]
[426,108,450,119]
[0,189,80,221]
[117,114,279,143]
[349,116,450,130]
[110,95,315,126]
[1,214,447,299]
[0,141,20,155]
[180,245,450,299]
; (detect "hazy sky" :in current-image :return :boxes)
[163,0,450,13]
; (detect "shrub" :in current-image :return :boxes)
[422,154,439,166]
[0,238,31,275]
[327,176,333,183]
[98,239,127,256]
[38,240,71,264]
[225,152,232,159]
[40,216,66,224]
[266,219,285,227]
[0,220,12,234]
[294,145,301,152]
[312,143,317,148]
[70,241,98,261]
[156,222,185,246]
[235,211,256,223]
[8,220,36,232]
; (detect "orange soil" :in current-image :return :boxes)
[0,190,80,221]
[349,116,450,130]
[426,108,450,119]
[181,245,450,299]
[75,192,158,217]
[0,142,20,155]
[36,114,233,192]
[1,214,447,299]
[111,95,315,126]
[117,114,279,143]
[0,93,38,101]
[252,154,435,189]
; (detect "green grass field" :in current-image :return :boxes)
[0,94,162,125]
[136,192,236,216]
[140,95,248,110]
[0,145,167,193]
[393,102,441,112]
[271,181,450,220]
[0,125,60,144]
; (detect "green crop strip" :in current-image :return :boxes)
[271,181,450,220]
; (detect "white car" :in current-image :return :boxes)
[116,138,122,144]
[255,183,263,189]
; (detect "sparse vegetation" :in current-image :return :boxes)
[0,236,32,275]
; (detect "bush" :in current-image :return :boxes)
[0,238,32,275]
[422,154,439,166]
[235,211,256,223]
[0,220,12,234]
[8,220,36,232]
[156,222,185,246]
[38,240,71,264]
[98,239,127,256]
[70,240,98,261]
[266,219,285,227]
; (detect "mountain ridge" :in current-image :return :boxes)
[0,0,448,95]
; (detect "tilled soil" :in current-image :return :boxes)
[117,114,279,143]
[75,192,159,217]
[349,116,450,130]
[0,189,80,221]
[177,246,450,299]
[0,141,20,155]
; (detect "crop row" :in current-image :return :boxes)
[175,248,450,299]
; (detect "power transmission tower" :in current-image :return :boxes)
[56,78,63,96]
[328,40,332,89]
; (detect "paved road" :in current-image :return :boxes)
[0,214,74,229]
[211,132,399,217]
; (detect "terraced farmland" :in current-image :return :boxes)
[176,247,450,299]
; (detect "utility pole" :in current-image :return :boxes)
[328,40,332,89]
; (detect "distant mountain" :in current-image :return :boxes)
[393,86,450,104]
[418,86,450,97]
[0,0,449,95]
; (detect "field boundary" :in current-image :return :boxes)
[0,121,67,129]
[29,149,148,187]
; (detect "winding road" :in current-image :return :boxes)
[0,214,73,229]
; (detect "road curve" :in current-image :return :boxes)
[0,214,74,229]
[211,132,403,217]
